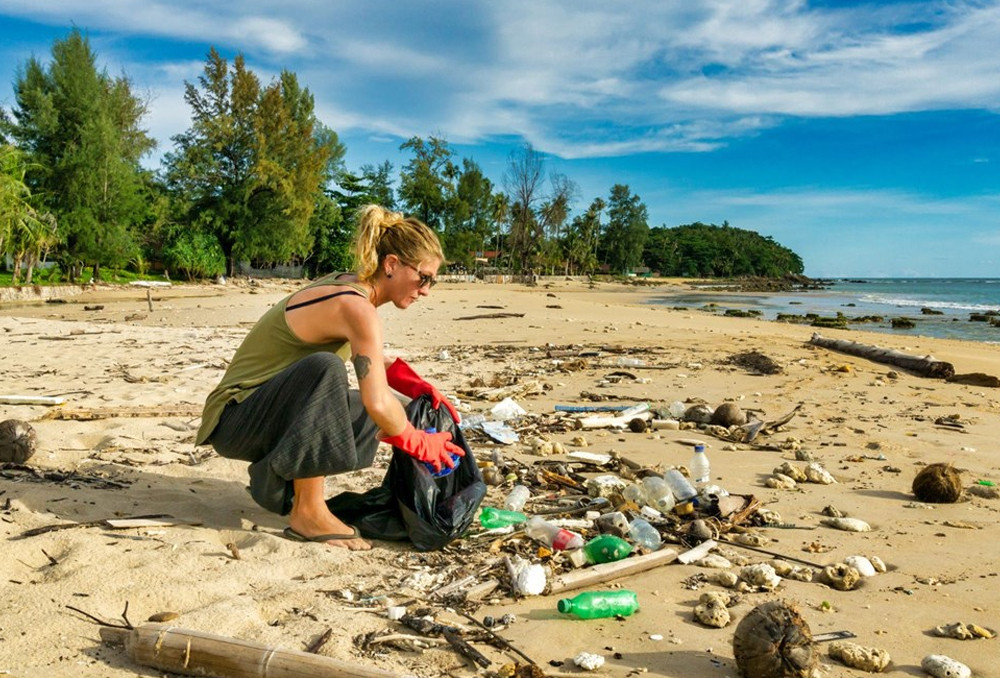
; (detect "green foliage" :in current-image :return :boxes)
[644,221,804,277]
[601,184,648,274]
[7,29,154,282]
[305,192,353,276]
[162,229,226,280]
[164,49,340,275]
[398,136,455,230]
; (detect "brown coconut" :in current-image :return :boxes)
[733,600,818,678]
[912,463,962,503]
[0,419,37,464]
[712,402,748,427]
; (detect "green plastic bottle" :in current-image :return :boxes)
[479,506,527,529]
[557,590,639,619]
[582,534,633,564]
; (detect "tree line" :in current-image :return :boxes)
[0,30,804,284]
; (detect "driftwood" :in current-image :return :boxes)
[808,333,955,379]
[43,405,203,420]
[100,623,414,678]
[548,547,678,594]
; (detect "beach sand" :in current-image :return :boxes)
[1,278,998,677]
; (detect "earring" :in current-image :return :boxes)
[386,272,392,278]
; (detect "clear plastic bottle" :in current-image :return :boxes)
[628,517,661,551]
[503,484,531,512]
[664,469,697,503]
[479,506,527,529]
[669,400,687,419]
[623,483,647,506]
[690,444,711,484]
[581,534,633,564]
[557,590,640,619]
[524,515,584,550]
[641,476,676,513]
[459,413,487,430]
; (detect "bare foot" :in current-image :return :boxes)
[287,508,371,551]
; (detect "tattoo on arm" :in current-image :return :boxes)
[352,354,372,380]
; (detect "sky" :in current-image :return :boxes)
[0,0,998,278]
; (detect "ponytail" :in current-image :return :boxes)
[353,205,444,281]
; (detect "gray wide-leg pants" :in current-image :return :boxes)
[208,353,379,515]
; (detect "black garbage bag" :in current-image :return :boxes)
[325,394,486,551]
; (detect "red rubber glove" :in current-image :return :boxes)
[385,358,460,423]
[381,422,466,473]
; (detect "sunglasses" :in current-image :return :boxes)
[404,263,437,288]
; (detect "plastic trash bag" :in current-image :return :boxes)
[325,394,486,551]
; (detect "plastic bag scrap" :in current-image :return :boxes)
[325,394,487,551]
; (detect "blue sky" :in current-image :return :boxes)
[1,0,998,277]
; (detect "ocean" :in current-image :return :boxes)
[649,278,1000,344]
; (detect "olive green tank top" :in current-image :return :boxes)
[195,273,368,445]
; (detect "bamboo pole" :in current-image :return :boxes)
[100,623,415,678]
[548,547,678,594]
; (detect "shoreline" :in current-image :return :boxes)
[2,277,999,677]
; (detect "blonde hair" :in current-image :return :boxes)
[353,205,445,282]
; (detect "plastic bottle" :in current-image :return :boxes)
[503,484,531,512]
[664,469,697,503]
[479,506,527,529]
[524,515,584,550]
[628,518,661,551]
[459,413,487,430]
[421,427,462,477]
[641,476,676,513]
[557,590,640,619]
[623,483,647,506]
[581,534,633,564]
[615,356,644,367]
[690,444,710,484]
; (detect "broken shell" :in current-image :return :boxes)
[822,563,862,591]
[731,532,769,547]
[921,654,971,678]
[868,555,887,573]
[573,652,605,671]
[756,508,783,524]
[774,461,808,482]
[785,567,814,582]
[805,462,836,484]
[829,641,892,673]
[147,611,180,622]
[706,570,740,588]
[694,592,732,628]
[697,554,733,569]
[822,504,845,517]
[968,623,996,639]
[821,517,871,532]
[769,559,794,576]
[844,555,877,577]
[766,473,797,490]
[740,563,781,590]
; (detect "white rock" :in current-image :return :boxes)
[869,555,887,573]
[805,462,836,484]
[739,563,781,590]
[573,652,606,671]
[844,555,878,577]
[921,654,971,678]
[821,517,872,532]
[696,554,733,569]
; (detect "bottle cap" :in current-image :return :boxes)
[674,499,695,516]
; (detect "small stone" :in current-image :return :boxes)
[739,563,781,590]
[921,654,971,678]
[694,592,731,628]
[573,652,605,671]
[774,461,808,482]
[822,563,862,591]
[805,462,836,484]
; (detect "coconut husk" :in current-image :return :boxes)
[733,600,817,678]
[0,419,37,464]
[912,463,962,503]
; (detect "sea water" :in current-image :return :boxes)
[651,278,1000,344]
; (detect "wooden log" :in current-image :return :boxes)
[99,623,415,678]
[548,547,678,594]
[808,333,955,379]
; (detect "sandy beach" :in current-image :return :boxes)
[1,277,998,678]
